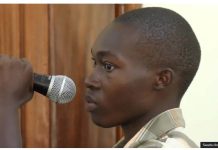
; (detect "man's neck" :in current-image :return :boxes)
[121,111,156,144]
[120,104,179,145]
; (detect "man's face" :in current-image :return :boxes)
[85,23,156,127]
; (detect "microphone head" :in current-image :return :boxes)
[47,75,76,104]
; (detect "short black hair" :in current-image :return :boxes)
[114,7,201,98]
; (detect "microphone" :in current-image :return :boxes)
[33,73,76,104]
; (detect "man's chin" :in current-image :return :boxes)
[91,116,116,128]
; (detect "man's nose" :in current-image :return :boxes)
[84,71,101,90]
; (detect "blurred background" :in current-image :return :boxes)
[0,2,217,147]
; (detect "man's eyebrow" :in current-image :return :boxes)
[91,49,118,59]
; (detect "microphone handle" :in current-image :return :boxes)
[33,73,52,96]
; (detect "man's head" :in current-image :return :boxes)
[85,7,201,128]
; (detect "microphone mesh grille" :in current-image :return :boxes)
[47,75,76,103]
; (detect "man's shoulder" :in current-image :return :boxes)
[136,127,198,148]
[163,127,198,148]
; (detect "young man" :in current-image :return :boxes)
[0,7,200,148]
[84,7,200,147]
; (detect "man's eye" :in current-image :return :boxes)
[103,62,115,72]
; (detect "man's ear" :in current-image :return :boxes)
[153,68,174,90]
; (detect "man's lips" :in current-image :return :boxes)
[84,94,98,112]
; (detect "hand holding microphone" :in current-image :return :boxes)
[0,55,76,109]
[0,55,76,147]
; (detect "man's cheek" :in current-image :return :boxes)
[107,84,131,102]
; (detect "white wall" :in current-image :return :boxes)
[143,2,218,146]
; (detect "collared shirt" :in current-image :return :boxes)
[113,108,198,148]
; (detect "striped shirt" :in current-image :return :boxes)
[113,108,198,148]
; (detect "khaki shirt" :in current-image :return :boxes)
[113,108,198,148]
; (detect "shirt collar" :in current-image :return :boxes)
[113,108,185,148]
